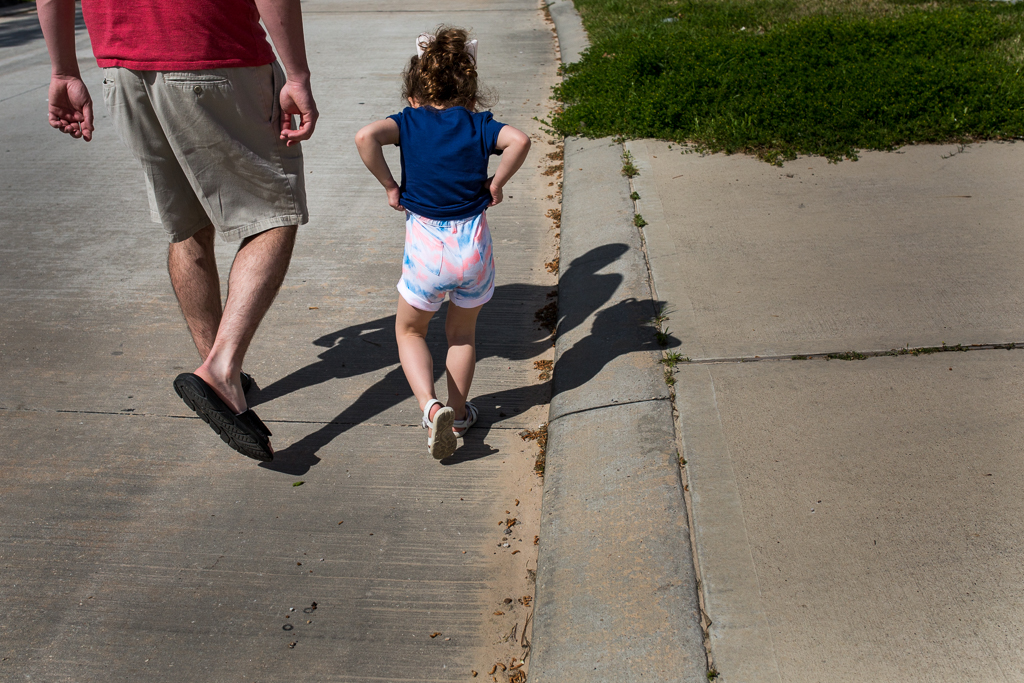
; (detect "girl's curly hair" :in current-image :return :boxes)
[403,26,493,110]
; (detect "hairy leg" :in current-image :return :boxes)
[396,296,439,420]
[167,224,222,359]
[193,225,297,416]
[444,302,482,421]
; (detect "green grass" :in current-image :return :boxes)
[553,0,1024,164]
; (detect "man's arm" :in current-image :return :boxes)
[254,0,318,145]
[37,0,93,141]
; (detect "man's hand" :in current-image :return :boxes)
[279,78,317,146]
[387,186,404,212]
[48,74,93,141]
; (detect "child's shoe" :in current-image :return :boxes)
[422,399,456,460]
[453,401,478,438]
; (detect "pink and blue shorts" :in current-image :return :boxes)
[398,210,495,312]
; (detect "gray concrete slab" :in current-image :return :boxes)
[626,137,1024,681]
[529,135,706,682]
[0,2,559,679]
[627,140,1024,360]
[535,402,706,681]
[677,351,1024,682]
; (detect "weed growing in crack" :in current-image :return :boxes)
[650,307,673,347]
[827,350,867,361]
[660,351,690,367]
[634,214,648,227]
[621,150,639,177]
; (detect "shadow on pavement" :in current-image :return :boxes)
[0,6,83,50]
[261,244,660,472]
[552,243,680,398]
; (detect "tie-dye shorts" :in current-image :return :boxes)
[397,210,496,312]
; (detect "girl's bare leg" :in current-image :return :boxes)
[444,302,483,421]
[396,297,442,425]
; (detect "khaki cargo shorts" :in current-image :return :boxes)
[102,62,308,243]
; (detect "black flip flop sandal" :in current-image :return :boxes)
[173,373,273,462]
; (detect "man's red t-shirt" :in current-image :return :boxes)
[82,0,276,71]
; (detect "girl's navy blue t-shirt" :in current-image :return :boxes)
[388,106,506,220]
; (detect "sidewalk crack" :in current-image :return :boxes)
[684,341,1022,365]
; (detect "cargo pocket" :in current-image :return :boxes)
[101,68,117,109]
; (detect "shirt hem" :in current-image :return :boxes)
[401,201,491,222]
[96,56,275,71]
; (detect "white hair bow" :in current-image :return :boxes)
[416,32,478,63]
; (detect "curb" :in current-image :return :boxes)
[529,4,709,680]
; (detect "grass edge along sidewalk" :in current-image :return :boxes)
[550,0,1024,165]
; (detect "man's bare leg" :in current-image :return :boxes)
[193,225,297,416]
[167,224,222,359]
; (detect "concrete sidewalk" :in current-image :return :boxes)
[532,4,707,681]
[539,2,1024,681]
[0,2,558,680]
[629,139,1024,683]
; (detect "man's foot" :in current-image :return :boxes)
[173,373,274,461]
[194,366,246,415]
[192,365,272,456]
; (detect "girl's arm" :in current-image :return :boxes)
[488,125,532,207]
[355,118,404,211]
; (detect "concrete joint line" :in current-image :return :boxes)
[683,341,1024,365]
[624,140,704,357]
[625,144,719,678]
[0,83,47,105]
[621,141,662,306]
[623,145,782,682]
[548,395,671,424]
[18,407,527,431]
[677,367,784,683]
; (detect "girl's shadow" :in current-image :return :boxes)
[256,244,640,474]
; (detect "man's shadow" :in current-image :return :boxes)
[256,243,667,473]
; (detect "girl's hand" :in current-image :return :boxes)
[487,176,503,207]
[388,186,405,211]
